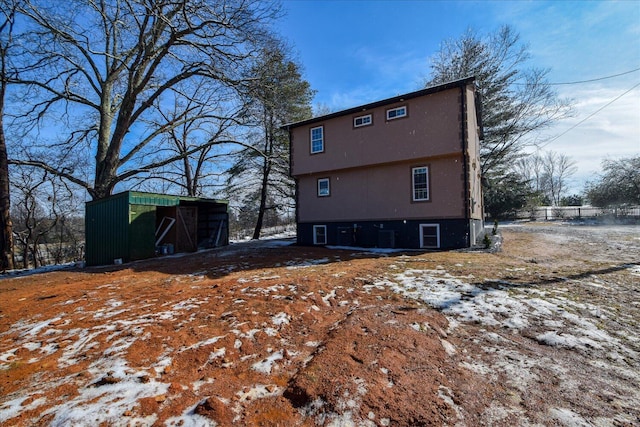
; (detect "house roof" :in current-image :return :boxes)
[282,76,476,130]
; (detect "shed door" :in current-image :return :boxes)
[176,207,198,252]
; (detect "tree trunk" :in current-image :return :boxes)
[21,245,27,269]
[0,0,16,271]
[252,157,271,240]
[0,134,13,271]
[253,118,275,240]
[92,164,117,200]
[29,243,38,269]
[183,154,195,197]
[0,93,14,271]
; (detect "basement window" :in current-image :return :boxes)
[419,224,440,249]
[313,225,327,245]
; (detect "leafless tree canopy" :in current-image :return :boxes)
[8,0,281,199]
[513,150,577,206]
[10,167,82,268]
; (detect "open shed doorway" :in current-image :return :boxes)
[156,206,198,253]
[154,200,228,255]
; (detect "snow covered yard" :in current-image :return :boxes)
[374,222,640,425]
[0,221,638,426]
[0,241,459,426]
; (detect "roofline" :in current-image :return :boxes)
[86,190,229,206]
[282,76,476,130]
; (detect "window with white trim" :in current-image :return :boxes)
[419,224,440,248]
[412,166,429,201]
[313,225,327,245]
[317,178,330,197]
[353,114,372,128]
[310,126,324,153]
[386,106,407,120]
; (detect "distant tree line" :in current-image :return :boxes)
[483,153,640,219]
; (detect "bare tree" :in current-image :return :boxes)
[133,79,241,197]
[0,0,17,270]
[540,151,576,206]
[8,0,280,200]
[427,26,572,176]
[10,166,75,268]
[514,153,545,194]
[513,150,576,206]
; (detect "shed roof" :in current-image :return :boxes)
[86,190,228,207]
[282,76,476,130]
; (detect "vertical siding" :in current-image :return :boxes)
[128,204,157,261]
[85,192,130,266]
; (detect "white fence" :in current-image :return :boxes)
[514,206,640,221]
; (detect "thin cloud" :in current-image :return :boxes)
[540,83,640,191]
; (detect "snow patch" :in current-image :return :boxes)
[378,266,629,358]
[286,258,330,269]
[165,400,218,427]
[42,374,169,427]
[0,396,47,421]
[251,350,284,374]
[322,290,336,306]
[180,335,226,352]
[548,407,589,426]
[438,386,464,421]
[440,339,456,356]
[271,312,290,326]
[536,331,602,351]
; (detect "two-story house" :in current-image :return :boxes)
[285,77,484,250]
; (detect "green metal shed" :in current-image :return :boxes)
[85,191,228,266]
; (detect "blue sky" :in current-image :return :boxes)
[278,0,640,193]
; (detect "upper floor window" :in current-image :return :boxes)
[353,114,372,128]
[317,178,330,197]
[386,106,407,120]
[412,166,429,201]
[310,126,324,153]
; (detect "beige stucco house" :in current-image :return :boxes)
[284,77,484,249]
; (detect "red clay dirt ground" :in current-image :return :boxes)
[0,222,638,426]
